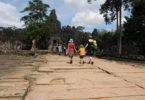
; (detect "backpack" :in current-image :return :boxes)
[93,40,97,49]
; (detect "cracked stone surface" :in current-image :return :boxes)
[24,54,145,100]
[0,55,45,100]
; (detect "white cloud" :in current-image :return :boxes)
[122,17,127,24]
[64,0,87,11]
[64,0,105,12]
[64,0,105,28]
[72,10,103,28]
[0,2,24,27]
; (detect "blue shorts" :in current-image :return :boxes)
[80,55,84,58]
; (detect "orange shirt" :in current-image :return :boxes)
[79,48,85,56]
[68,43,75,50]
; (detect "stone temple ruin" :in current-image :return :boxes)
[0,28,24,53]
[48,37,61,52]
[48,9,62,52]
[0,9,62,53]
[0,40,23,53]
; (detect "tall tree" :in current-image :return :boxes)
[99,0,123,56]
[21,0,49,26]
[88,0,135,56]
[20,0,52,49]
[124,0,145,55]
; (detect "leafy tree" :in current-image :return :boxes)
[88,0,135,55]
[99,0,123,56]
[20,0,52,49]
[21,0,49,25]
[96,30,117,55]
[124,0,145,55]
[61,25,87,47]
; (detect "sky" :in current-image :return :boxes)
[0,0,129,32]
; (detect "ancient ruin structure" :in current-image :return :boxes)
[48,9,62,52]
[48,37,61,52]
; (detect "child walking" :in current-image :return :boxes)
[79,44,85,64]
[68,39,76,64]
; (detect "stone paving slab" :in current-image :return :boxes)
[82,96,145,100]
[25,85,145,100]
[95,58,145,89]
[95,59,144,69]
[0,79,26,82]
[36,72,135,88]
[41,63,96,68]
[54,69,103,73]
[117,73,145,80]
[24,54,145,100]
[108,68,145,73]
[97,64,145,73]
[41,63,95,67]
[38,66,98,72]
[2,70,32,79]
[0,54,46,100]
[0,81,28,87]
[116,73,145,88]
[38,67,55,72]
[0,98,21,100]
[0,80,29,98]
[99,96,145,100]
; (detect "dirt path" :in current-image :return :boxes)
[24,54,145,100]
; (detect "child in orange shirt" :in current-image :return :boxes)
[79,44,85,64]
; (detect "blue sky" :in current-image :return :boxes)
[0,0,129,32]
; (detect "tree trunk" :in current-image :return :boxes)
[116,12,119,33]
[118,0,122,56]
[116,10,119,55]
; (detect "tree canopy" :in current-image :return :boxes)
[21,0,49,25]
[124,0,145,55]
[20,0,53,49]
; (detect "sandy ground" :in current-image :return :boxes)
[0,54,145,100]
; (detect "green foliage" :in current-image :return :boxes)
[98,31,117,52]
[61,26,117,55]
[0,27,26,42]
[99,0,120,24]
[99,0,136,55]
[24,16,52,40]
[20,0,53,49]
[61,25,88,47]
[124,0,145,55]
[99,0,122,55]
[99,0,135,24]
[21,0,49,25]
